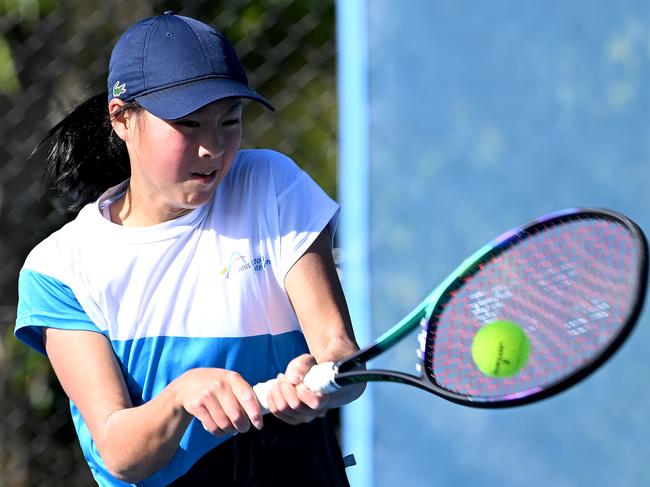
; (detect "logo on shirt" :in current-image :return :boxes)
[221,252,272,279]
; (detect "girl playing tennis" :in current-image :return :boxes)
[15,12,363,486]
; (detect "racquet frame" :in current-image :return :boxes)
[329,208,648,407]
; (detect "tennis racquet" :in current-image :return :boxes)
[254,208,648,409]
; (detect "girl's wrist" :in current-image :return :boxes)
[168,372,190,416]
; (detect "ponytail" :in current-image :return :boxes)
[36,92,142,213]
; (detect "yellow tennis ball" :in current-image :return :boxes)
[471,320,530,378]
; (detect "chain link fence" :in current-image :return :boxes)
[0,1,337,484]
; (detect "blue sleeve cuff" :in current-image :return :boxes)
[15,269,101,355]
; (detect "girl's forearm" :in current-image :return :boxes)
[96,378,191,483]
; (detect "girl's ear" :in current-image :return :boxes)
[108,98,132,143]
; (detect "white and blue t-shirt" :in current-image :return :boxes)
[15,149,340,486]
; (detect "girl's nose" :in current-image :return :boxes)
[198,133,224,158]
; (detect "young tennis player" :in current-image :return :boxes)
[15,12,363,486]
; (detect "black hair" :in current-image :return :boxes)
[36,92,142,213]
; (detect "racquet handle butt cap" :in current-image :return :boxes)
[303,362,340,393]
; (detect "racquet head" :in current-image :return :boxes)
[417,208,648,406]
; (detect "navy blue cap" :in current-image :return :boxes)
[107,12,274,119]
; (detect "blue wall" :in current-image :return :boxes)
[339,1,650,486]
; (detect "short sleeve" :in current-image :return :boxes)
[15,269,102,355]
[271,152,340,279]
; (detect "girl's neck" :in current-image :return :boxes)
[108,187,192,227]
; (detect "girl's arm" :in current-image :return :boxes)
[264,228,365,423]
[44,328,263,483]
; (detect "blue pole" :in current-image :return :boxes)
[336,1,374,486]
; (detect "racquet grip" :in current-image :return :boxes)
[253,361,340,414]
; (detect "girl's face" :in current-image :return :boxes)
[117,98,243,224]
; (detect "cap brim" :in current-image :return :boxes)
[135,77,274,120]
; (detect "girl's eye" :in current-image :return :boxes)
[222,118,241,127]
[176,120,200,128]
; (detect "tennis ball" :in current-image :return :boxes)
[471,320,530,378]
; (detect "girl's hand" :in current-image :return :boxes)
[265,354,332,425]
[175,368,264,436]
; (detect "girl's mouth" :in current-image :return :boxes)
[191,169,217,183]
